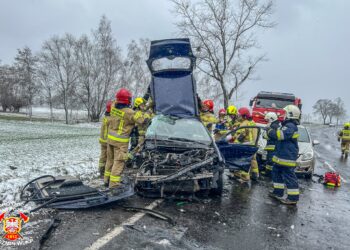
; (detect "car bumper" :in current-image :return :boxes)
[296,158,315,174]
[135,173,215,196]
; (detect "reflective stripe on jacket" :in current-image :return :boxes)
[267,120,299,167]
[107,106,144,145]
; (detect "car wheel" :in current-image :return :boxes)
[210,171,223,196]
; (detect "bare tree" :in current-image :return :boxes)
[36,61,56,122]
[91,15,122,121]
[171,0,274,108]
[333,97,346,126]
[313,99,333,125]
[40,34,79,124]
[119,39,151,98]
[14,46,38,119]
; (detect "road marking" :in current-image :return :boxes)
[85,199,163,250]
[323,161,348,183]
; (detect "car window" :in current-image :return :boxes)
[298,127,310,143]
[146,115,212,143]
[255,98,294,109]
[152,57,191,71]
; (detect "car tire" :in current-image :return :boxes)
[210,171,223,196]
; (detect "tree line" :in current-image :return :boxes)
[0,16,150,123]
[313,98,347,125]
[1,0,275,123]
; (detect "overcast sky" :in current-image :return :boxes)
[0,0,349,115]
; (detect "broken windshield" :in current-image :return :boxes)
[146,115,211,144]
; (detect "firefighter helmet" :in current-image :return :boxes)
[227,105,237,115]
[134,97,145,108]
[106,100,113,113]
[344,122,350,129]
[218,108,226,116]
[202,99,214,112]
[265,112,278,123]
[238,107,251,119]
[283,105,301,120]
[115,88,132,105]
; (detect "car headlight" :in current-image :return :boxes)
[301,151,314,161]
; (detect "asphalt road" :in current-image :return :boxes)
[2,124,350,250]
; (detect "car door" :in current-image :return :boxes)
[216,126,262,172]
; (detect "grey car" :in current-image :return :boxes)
[295,125,319,178]
[257,125,319,179]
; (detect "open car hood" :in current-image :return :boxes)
[147,38,199,118]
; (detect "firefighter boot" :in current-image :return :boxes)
[279,198,297,205]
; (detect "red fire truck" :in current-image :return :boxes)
[249,91,302,124]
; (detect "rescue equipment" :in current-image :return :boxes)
[324,172,341,187]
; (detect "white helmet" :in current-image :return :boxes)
[283,105,301,120]
[265,112,278,124]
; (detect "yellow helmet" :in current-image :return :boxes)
[344,122,350,129]
[227,105,238,115]
[134,97,144,108]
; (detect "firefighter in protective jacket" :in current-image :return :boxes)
[214,108,230,141]
[338,122,350,158]
[104,88,145,190]
[132,97,151,154]
[200,99,218,132]
[226,107,256,182]
[98,100,113,178]
[263,112,280,176]
[267,105,300,205]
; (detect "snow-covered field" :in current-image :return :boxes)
[0,118,101,210]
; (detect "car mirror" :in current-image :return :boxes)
[312,140,320,146]
[249,99,254,107]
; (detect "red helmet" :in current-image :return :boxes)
[202,99,214,112]
[115,88,132,105]
[106,100,113,113]
[218,108,226,116]
[238,107,251,119]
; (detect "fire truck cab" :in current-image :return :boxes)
[249,91,302,124]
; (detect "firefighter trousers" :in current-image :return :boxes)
[272,164,299,202]
[98,144,107,177]
[341,141,350,154]
[104,142,129,188]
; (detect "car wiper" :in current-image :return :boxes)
[167,137,208,145]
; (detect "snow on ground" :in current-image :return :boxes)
[19,106,89,121]
[0,118,101,211]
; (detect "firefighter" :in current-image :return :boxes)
[226,107,254,182]
[263,112,280,176]
[132,97,151,154]
[98,100,113,179]
[226,105,239,130]
[267,105,300,205]
[104,88,145,191]
[200,99,218,132]
[338,122,350,158]
[214,108,230,141]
